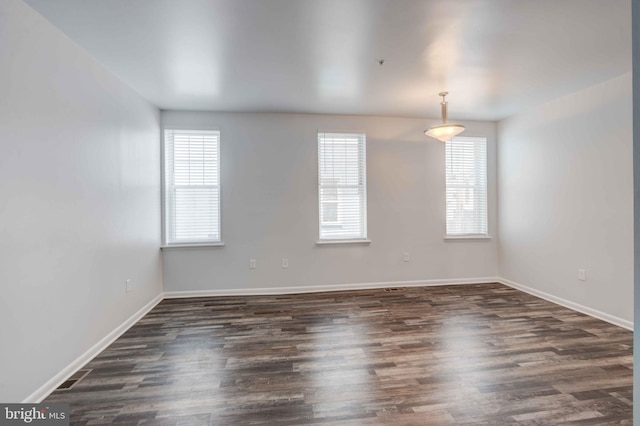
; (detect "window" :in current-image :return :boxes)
[445,136,488,236]
[318,132,367,240]
[164,129,221,245]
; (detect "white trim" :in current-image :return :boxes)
[444,136,490,236]
[316,239,372,245]
[444,235,492,241]
[317,128,367,135]
[23,293,164,403]
[161,242,225,250]
[163,127,221,132]
[163,277,501,298]
[498,277,633,331]
[163,128,222,246]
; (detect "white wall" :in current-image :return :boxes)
[631,1,639,419]
[162,111,498,292]
[0,0,162,402]
[498,73,633,323]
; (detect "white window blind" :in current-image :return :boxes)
[318,132,367,240]
[445,136,488,236]
[164,129,221,245]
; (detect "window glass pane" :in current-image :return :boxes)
[164,129,221,244]
[445,136,487,236]
[318,133,367,240]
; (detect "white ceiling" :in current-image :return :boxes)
[25,0,631,121]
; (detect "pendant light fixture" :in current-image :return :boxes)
[424,92,465,142]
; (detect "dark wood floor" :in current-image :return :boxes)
[45,283,633,425]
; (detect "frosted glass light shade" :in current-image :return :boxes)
[424,124,466,142]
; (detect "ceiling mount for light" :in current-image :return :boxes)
[424,92,465,142]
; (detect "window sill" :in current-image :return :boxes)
[316,239,372,246]
[161,242,225,250]
[444,235,492,242]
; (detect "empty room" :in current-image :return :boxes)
[1,0,637,424]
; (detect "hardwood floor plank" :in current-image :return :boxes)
[45,283,632,424]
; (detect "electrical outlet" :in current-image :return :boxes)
[577,269,586,281]
[282,258,289,269]
[125,279,132,293]
[403,252,410,262]
[249,259,257,269]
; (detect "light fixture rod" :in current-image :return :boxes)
[439,91,448,124]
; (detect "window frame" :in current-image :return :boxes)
[317,131,369,243]
[444,135,489,239]
[162,128,222,248]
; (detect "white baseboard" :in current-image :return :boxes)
[162,277,501,299]
[23,293,164,403]
[498,277,633,331]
